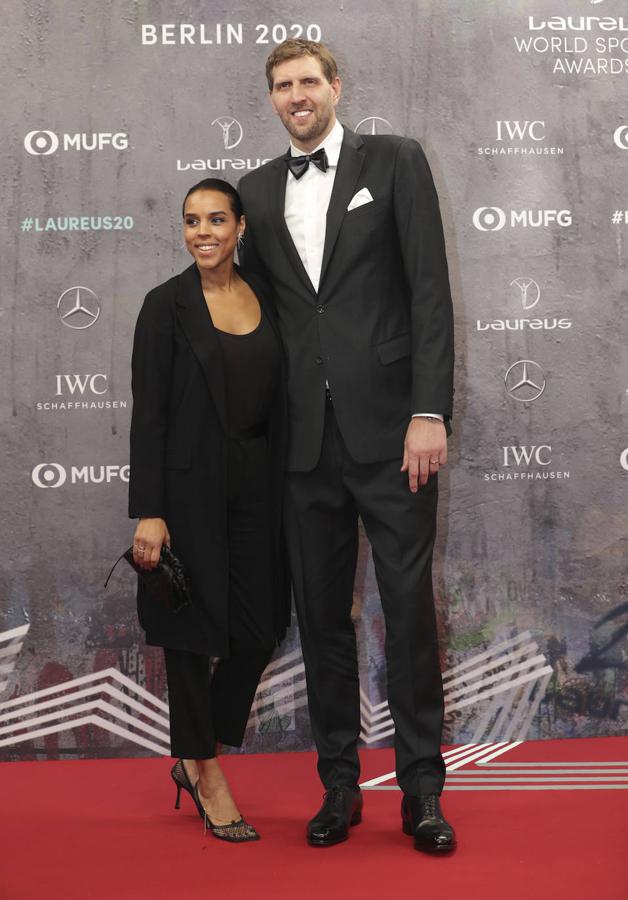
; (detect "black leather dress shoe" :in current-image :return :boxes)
[401,794,456,853]
[307,786,363,847]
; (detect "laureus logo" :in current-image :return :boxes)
[510,277,541,310]
[176,115,269,172]
[211,116,243,150]
[476,277,573,334]
[476,278,572,333]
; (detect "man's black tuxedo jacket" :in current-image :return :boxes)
[239,126,454,472]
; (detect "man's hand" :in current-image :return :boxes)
[401,418,447,492]
[132,518,170,570]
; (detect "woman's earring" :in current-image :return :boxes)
[237,232,244,248]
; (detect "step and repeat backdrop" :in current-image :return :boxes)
[1,0,627,760]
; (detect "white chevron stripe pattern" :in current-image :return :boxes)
[0,667,170,755]
[0,624,30,697]
[247,648,308,728]
[360,741,628,791]
[0,645,308,753]
[0,630,551,756]
[359,631,553,744]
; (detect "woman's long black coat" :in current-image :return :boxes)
[128,262,290,657]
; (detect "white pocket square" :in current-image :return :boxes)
[347,188,374,211]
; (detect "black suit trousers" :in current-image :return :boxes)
[164,435,275,758]
[286,400,446,796]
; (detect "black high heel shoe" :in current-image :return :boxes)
[192,782,260,843]
[171,759,197,811]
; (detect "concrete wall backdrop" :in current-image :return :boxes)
[1,0,627,760]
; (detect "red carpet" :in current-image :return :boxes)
[1,739,626,900]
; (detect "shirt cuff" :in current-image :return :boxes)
[411,413,444,422]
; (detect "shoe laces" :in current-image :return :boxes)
[324,786,348,807]
[422,793,440,819]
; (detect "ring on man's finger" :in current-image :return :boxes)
[429,459,440,465]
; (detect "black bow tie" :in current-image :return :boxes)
[286,148,329,180]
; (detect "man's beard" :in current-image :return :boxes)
[282,106,333,145]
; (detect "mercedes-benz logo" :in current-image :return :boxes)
[510,277,541,310]
[32,463,67,488]
[355,117,393,135]
[504,360,546,402]
[24,130,59,156]
[57,286,101,329]
[211,116,243,150]
[613,125,628,150]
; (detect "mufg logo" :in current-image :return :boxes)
[32,463,130,487]
[473,207,572,230]
[24,131,129,155]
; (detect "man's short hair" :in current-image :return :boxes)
[265,39,339,90]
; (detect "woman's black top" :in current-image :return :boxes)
[215,309,281,439]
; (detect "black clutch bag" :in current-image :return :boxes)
[104,544,191,613]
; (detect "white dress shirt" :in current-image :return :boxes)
[284,119,442,422]
[284,119,344,293]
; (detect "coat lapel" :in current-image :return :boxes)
[319,128,365,289]
[268,156,317,298]
[175,264,228,433]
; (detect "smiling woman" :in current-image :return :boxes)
[181,181,265,333]
[127,177,289,844]
[182,179,243,258]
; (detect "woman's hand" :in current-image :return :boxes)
[132,518,170,570]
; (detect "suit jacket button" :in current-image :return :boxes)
[316,305,326,314]
[315,356,323,365]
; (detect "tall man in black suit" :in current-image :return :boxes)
[239,40,455,853]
